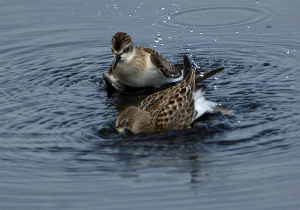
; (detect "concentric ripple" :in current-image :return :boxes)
[161,5,274,29]
[1,1,300,210]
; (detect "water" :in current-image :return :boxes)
[1,0,300,209]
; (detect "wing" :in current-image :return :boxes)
[153,81,195,133]
[139,63,197,132]
[138,84,179,113]
[141,47,181,78]
[150,54,181,78]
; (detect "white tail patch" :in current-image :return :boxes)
[193,88,217,121]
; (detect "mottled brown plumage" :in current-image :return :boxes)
[115,55,227,134]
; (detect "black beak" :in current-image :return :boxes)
[113,54,121,69]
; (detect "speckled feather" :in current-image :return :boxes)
[138,57,197,132]
[115,55,226,134]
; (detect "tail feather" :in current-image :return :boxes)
[193,87,217,121]
[195,84,206,91]
[183,55,192,79]
[195,67,225,84]
[212,106,232,115]
[182,55,196,91]
[181,56,228,120]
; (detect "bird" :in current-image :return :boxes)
[115,55,229,134]
[103,32,183,92]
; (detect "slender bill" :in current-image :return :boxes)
[113,54,121,69]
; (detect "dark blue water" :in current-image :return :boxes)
[1,0,300,209]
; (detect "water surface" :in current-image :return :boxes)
[1,0,300,209]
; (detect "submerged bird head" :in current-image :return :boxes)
[115,106,151,134]
[111,32,134,69]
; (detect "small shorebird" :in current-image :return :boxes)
[115,55,229,134]
[103,32,182,91]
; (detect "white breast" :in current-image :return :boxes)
[114,50,182,88]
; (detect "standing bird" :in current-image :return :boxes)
[115,55,229,134]
[103,32,182,91]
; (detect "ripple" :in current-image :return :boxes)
[161,5,274,29]
[1,1,300,210]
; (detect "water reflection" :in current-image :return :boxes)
[89,135,208,182]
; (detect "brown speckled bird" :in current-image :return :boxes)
[115,55,229,134]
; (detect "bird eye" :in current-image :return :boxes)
[124,46,130,52]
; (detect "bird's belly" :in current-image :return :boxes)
[118,67,169,88]
[113,57,181,88]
